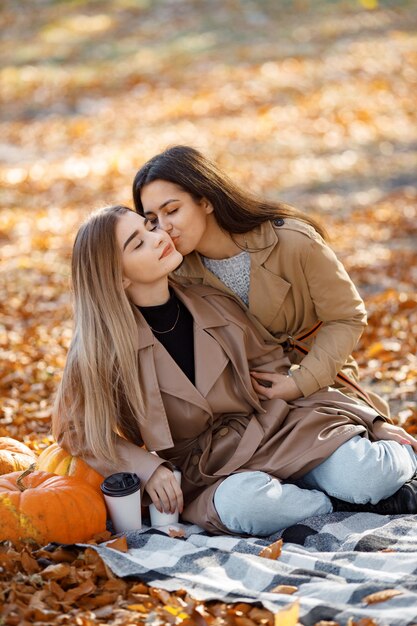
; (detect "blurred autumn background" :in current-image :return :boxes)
[0,0,417,621]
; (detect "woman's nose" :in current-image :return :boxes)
[158,215,173,232]
[152,229,165,247]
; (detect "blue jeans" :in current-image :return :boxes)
[213,436,417,536]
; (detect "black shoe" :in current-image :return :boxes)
[330,477,417,515]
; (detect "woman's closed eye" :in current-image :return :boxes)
[152,209,178,224]
[132,223,157,249]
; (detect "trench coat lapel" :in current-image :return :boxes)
[134,319,174,451]
[174,286,230,398]
[246,222,292,328]
[249,263,291,328]
[175,285,265,414]
[135,309,213,423]
[155,340,214,415]
[206,327,265,413]
[175,223,292,329]
[193,326,229,398]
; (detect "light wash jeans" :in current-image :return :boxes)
[213,436,417,536]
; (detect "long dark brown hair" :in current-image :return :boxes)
[132,145,327,240]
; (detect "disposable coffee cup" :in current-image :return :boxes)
[100,472,142,533]
[149,468,181,527]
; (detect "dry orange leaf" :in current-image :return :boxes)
[234,617,257,626]
[93,530,112,543]
[21,549,41,574]
[270,585,298,595]
[274,600,299,626]
[127,603,149,613]
[103,578,127,593]
[64,578,97,603]
[259,539,283,560]
[362,588,403,604]
[105,535,128,552]
[379,548,397,553]
[81,591,118,609]
[367,342,385,358]
[40,562,72,580]
[130,582,150,594]
[24,607,60,622]
[45,580,66,601]
[150,587,174,604]
[168,527,186,538]
[36,546,77,563]
[249,607,274,622]
[230,602,252,615]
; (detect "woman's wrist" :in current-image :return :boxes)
[284,376,302,401]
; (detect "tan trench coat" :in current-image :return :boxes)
[60,284,384,535]
[173,218,389,417]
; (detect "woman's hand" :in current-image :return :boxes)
[373,420,417,453]
[145,465,184,514]
[250,371,302,402]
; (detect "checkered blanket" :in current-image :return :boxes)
[88,513,417,625]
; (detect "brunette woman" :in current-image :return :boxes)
[53,206,417,537]
[132,146,387,416]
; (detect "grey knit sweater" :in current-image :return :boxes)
[201,250,251,306]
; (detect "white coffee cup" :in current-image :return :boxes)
[149,468,181,527]
[100,472,142,533]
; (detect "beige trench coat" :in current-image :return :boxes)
[60,284,384,535]
[173,218,388,417]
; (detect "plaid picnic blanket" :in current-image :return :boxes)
[88,512,417,625]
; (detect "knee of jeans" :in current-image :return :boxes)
[214,471,277,535]
[349,442,415,502]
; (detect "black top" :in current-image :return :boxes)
[138,290,195,384]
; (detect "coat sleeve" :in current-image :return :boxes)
[56,421,167,488]
[290,235,367,396]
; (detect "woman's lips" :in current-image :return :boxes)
[160,243,173,259]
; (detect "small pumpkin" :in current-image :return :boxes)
[36,443,104,492]
[0,437,37,475]
[0,467,106,545]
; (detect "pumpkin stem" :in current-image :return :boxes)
[16,463,36,492]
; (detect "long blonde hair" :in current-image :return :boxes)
[53,206,145,465]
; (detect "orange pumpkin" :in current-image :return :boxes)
[0,468,106,545]
[36,443,104,492]
[0,437,37,475]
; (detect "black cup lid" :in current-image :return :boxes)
[100,472,141,497]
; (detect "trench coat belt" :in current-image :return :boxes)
[197,414,265,481]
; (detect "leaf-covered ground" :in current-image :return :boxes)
[1,0,417,623]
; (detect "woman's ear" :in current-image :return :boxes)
[200,197,214,215]
[122,276,131,290]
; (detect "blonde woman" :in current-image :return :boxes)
[54,206,417,536]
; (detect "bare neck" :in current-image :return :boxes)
[195,216,243,260]
[127,280,170,307]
